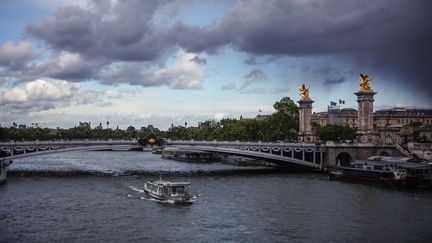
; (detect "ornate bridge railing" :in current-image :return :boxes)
[1,139,327,169]
[0,140,140,157]
[166,140,326,168]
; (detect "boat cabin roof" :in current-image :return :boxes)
[352,158,432,169]
[149,180,191,187]
[367,156,426,163]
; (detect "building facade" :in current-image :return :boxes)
[312,107,432,144]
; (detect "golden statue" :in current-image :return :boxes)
[299,83,310,100]
[359,73,372,91]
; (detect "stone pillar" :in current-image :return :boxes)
[298,99,317,143]
[355,91,379,143]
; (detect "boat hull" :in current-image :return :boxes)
[329,170,407,186]
[144,190,196,203]
[144,186,196,204]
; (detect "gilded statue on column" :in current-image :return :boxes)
[359,73,372,92]
[299,84,310,100]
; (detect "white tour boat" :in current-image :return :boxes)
[144,178,197,203]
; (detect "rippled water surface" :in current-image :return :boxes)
[1,151,432,242]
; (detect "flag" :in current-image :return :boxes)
[330,101,337,106]
[339,99,345,105]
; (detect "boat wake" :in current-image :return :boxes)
[128,186,145,193]
[141,196,197,204]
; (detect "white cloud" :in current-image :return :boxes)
[99,51,207,89]
[0,79,129,113]
[0,40,36,67]
[0,79,79,105]
[214,112,227,120]
[158,51,206,89]
[57,52,80,69]
[42,51,103,80]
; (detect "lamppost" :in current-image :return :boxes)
[12,122,17,144]
[36,127,41,141]
[98,123,102,140]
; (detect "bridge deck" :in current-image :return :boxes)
[174,145,320,169]
[0,145,142,162]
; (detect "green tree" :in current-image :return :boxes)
[269,97,299,141]
[315,124,357,142]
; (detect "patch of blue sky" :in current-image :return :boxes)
[0,1,51,43]
[177,1,233,27]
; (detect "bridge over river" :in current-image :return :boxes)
[0,139,405,171]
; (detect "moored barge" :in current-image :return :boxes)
[329,162,407,185]
[329,156,432,188]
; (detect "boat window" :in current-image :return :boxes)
[147,184,158,192]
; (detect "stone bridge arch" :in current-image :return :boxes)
[326,146,358,167]
[336,152,353,167]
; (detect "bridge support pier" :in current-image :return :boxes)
[298,99,317,143]
[325,143,405,168]
[355,90,379,144]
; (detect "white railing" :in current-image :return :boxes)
[165,140,317,148]
[0,139,138,146]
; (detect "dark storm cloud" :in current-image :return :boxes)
[190,0,432,56]
[20,0,432,99]
[26,0,172,62]
[324,76,346,86]
[190,56,207,65]
[241,68,267,89]
[41,54,106,81]
[180,0,432,99]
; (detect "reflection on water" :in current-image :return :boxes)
[8,151,272,175]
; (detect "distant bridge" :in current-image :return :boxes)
[0,140,143,161]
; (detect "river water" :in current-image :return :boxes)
[1,151,431,242]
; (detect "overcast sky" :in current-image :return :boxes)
[0,0,431,129]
